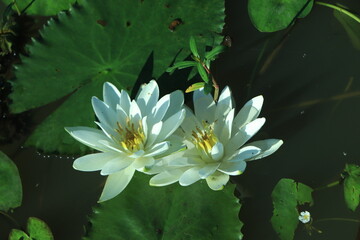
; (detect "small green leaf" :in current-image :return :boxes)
[8,229,30,240]
[0,151,22,212]
[185,82,205,93]
[271,178,313,240]
[205,45,225,60]
[27,217,54,240]
[85,173,243,240]
[189,36,200,58]
[196,62,209,83]
[166,61,197,73]
[343,164,360,211]
[248,0,314,32]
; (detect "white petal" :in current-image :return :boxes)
[179,167,202,186]
[227,146,261,162]
[95,121,117,140]
[245,139,283,161]
[136,80,159,116]
[156,109,186,142]
[168,157,199,166]
[162,90,184,121]
[132,156,155,170]
[218,160,246,176]
[199,163,220,179]
[115,104,128,126]
[73,152,117,171]
[155,135,186,159]
[147,94,170,127]
[65,126,111,152]
[181,106,202,136]
[210,142,224,161]
[194,88,216,123]
[129,150,145,158]
[205,171,230,190]
[92,97,117,128]
[99,167,135,202]
[146,121,162,147]
[233,95,263,131]
[100,156,133,175]
[144,142,170,157]
[103,82,121,109]
[129,100,142,123]
[142,116,149,139]
[227,118,266,154]
[120,90,131,114]
[215,86,233,120]
[219,108,235,143]
[150,169,185,186]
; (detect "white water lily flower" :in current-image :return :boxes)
[66,81,185,202]
[299,211,311,223]
[150,87,283,190]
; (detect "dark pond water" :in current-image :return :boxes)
[1,0,360,239]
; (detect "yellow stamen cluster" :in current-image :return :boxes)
[191,121,218,154]
[115,117,145,152]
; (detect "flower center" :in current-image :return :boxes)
[115,117,145,152]
[191,121,218,154]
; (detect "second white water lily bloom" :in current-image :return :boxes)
[66,81,185,202]
[150,87,283,190]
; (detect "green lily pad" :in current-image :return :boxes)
[2,0,79,16]
[343,164,360,211]
[248,0,314,32]
[84,174,242,240]
[9,217,54,240]
[9,0,224,154]
[270,178,313,240]
[0,151,22,212]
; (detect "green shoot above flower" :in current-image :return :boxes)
[167,36,226,101]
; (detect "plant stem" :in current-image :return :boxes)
[314,218,360,224]
[316,1,360,23]
[313,180,341,191]
[201,62,219,102]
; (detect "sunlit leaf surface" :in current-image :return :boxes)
[343,164,360,211]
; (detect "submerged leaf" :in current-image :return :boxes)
[343,164,360,211]
[85,174,242,240]
[248,0,314,32]
[9,0,224,154]
[334,9,360,50]
[271,178,313,240]
[0,151,22,212]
